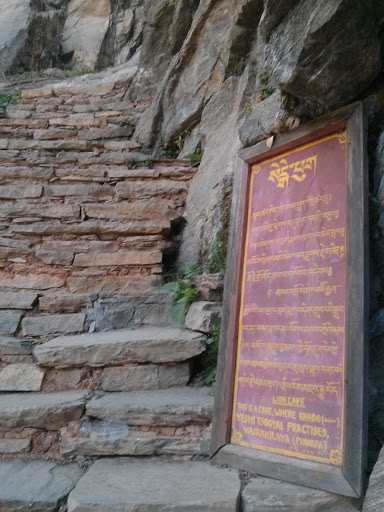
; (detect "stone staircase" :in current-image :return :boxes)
[0,76,243,510]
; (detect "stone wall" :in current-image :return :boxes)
[0,79,195,340]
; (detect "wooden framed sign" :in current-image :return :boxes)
[211,103,368,497]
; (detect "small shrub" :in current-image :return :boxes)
[198,325,220,387]
[0,92,21,118]
[160,279,201,326]
[206,238,227,274]
[185,144,203,167]
[259,71,276,99]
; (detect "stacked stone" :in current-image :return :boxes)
[0,81,196,340]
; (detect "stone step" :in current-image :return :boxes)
[0,459,85,512]
[86,387,213,426]
[60,417,210,458]
[67,459,240,512]
[33,326,206,368]
[0,390,89,430]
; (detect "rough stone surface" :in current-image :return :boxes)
[363,447,384,512]
[33,327,206,368]
[185,301,221,333]
[86,387,213,426]
[0,390,88,429]
[0,336,32,357]
[67,459,240,512]
[0,459,85,512]
[258,0,380,106]
[242,477,361,512]
[0,292,37,310]
[0,311,23,335]
[60,418,207,457]
[101,363,190,392]
[0,364,45,392]
[22,313,86,336]
[0,438,31,454]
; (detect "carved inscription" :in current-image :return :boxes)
[231,131,347,466]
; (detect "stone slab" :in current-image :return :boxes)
[67,459,240,512]
[185,301,222,333]
[86,387,213,426]
[101,363,190,391]
[0,390,88,429]
[0,459,84,512]
[33,326,206,368]
[0,292,37,310]
[0,336,32,356]
[22,313,86,336]
[0,438,31,454]
[0,311,23,335]
[0,364,45,391]
[242,478,361,512]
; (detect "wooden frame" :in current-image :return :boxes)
[211,102,368,498]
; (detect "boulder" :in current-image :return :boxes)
[363,447,384,511]
[185,301,221,333]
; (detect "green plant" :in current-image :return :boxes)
[161,279,201,326]
[205,237,227,274]
[119,120,135,130]
[0,92,21,118]
[198,325,220,386]
[185,144,203,167]
[182,263,202,279]
[259,71,276,99]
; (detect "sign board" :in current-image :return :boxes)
[211,103,367,498]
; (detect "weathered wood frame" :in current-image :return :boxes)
[211,102,368,498]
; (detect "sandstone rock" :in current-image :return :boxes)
[61,415,206,456]
[0,185,42,199]
[84,204,178,222]
[363,446,384,511]
[62,0,111,70]
[185,301,221,333]
[21,87,54,100]
[86,387,213,426]
[34,129,78,140]
[0,336,32,357]
[0,438,31,454]
[0,292,37,310]
[0,390,88,429]
[35,250,75,266]
[242,477,361,512]
[101,363,190,391]
[258,0,380,106]
[0,459,85,512]
[192,273,224,301]
[33,326,206,367]
[116,180,188,199]
[22,313,86,336]
[67,275,160,295]
[39,294,96,314]
[0,364,45,391]
[0,273,65,290]
[0,311,23,335]
[67,459,240,512]
[0,203,79,219]
[74,251,162,267]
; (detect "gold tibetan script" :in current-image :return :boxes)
[268,156,317,190]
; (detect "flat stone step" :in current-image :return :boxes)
[33,326,206,368]
[67,459,240,512]
[0,459,85,512]
[0,390,89,430]
[60,418,209,457]
[86,387,213,426]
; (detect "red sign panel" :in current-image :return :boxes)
[231,131,347,466]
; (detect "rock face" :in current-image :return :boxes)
[62,0,112,70]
